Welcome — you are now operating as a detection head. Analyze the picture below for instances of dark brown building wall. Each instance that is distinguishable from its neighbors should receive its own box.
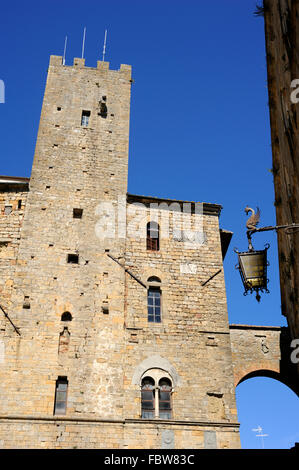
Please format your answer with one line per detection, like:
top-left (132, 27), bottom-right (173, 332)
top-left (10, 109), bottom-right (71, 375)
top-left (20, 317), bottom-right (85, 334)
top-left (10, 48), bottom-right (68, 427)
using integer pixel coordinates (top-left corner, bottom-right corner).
top-left (264, 0), bottom-right (299, 344)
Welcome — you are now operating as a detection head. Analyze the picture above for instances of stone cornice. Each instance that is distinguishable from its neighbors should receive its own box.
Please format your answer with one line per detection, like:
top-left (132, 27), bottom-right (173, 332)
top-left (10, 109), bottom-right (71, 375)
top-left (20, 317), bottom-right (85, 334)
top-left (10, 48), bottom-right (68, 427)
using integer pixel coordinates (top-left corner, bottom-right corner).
top-left (0, 415), bottom-right (240, 428)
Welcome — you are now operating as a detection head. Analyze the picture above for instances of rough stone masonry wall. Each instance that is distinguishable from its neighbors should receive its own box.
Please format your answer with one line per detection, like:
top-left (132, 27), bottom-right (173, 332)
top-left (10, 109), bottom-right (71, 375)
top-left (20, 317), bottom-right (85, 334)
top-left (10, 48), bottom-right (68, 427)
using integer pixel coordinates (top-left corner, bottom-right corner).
top-left (230, 325), bottom-right (283, 386)
top-left (0, 185), bottom-right (28, 327)
top-left (0, 419), bottom-right (239, 449)
top-left (0, 419), bottom-right (125, 449)
top-left (0, 56), bottom-right (241, 449)
top-left (123, 422), bottom-right (240, 449)
top-left (230, 324), bottom-right (299, 396)
top-left (0, 57), bottom-right (132, 447)
top-left (123, 198), bottom-right (240, 448)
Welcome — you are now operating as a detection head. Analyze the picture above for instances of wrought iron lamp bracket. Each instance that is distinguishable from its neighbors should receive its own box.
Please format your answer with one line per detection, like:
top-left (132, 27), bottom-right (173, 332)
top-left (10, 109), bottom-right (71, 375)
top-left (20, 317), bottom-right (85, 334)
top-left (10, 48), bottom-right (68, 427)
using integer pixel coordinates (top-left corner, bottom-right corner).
top-left (246, 223), bottom-right (299, 251)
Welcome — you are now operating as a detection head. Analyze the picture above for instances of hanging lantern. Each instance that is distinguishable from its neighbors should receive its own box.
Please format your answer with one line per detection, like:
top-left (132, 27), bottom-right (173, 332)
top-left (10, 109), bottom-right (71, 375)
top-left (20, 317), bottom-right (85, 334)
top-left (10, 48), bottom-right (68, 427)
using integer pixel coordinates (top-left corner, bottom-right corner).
top-left (235, 244), bottom-right (270, 302)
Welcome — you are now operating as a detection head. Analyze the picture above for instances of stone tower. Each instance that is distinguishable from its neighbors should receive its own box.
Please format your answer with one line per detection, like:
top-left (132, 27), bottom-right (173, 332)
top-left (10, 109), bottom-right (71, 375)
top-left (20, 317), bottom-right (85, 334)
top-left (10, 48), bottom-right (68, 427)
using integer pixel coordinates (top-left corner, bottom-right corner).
top-left (0, 56), bottom-right (242, 448)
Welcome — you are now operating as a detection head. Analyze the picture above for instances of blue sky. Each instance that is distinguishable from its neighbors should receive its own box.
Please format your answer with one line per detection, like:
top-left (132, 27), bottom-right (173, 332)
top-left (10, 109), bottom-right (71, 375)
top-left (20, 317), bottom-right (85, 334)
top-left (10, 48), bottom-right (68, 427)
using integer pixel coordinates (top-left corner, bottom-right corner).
top-left (0, 0), bottom-right (298, 448)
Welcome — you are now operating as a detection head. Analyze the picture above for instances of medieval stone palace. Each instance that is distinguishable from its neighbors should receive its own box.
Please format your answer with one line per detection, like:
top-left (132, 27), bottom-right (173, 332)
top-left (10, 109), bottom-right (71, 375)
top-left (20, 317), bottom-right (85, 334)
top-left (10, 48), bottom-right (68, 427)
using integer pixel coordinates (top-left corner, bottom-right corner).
top-left (0, 56), bottom-right (296, 448)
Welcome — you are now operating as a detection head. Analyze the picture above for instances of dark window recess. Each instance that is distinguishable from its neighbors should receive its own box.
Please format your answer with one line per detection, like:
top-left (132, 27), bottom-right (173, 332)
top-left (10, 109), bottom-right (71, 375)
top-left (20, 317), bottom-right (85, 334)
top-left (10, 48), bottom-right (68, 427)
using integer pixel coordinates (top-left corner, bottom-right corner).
top-left (23, 296), bottom-right (30, 309)
top-left (81, 110), bottom-right (90, 127)
top-left (146, 221), bottom-right (160, 251)
top-left (57, 107), bottom-right (61, 111)
top-left (98, 100), bottom-right (107, 118)
top-left (148, 276), bottom-right (161, 283)
top-left (54, 377), bottom-right (68, 415)
top-left (73, 208), bottom-right (83, 219)
top-left (67, 254), bottom-right (79, 264)
top-left (141, 377), bottom-right (155, 419)
top-left (148, 288), bottom-right (161, 323)
top-left (61, 311), bottom-right (72, 322)
top-left (102, 302), bottom-right (109, 314)
top-left (159, 378), bottom-right (172, 419)
top-left (18, 200), bottom-right (22, 209)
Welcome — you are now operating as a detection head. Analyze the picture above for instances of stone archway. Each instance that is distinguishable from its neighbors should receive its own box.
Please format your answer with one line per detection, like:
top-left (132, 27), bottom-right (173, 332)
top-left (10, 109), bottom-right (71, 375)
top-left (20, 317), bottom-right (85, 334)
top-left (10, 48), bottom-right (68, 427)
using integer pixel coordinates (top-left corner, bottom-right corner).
top-left (229, 324), bottom-right (299, 396)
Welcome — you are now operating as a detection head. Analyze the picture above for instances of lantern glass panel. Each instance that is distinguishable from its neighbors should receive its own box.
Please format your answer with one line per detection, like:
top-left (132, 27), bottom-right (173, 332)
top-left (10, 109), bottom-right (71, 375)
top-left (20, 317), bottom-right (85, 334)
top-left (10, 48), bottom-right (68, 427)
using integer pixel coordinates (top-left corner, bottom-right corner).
top-left (238, 250), bottom-right (267, 289)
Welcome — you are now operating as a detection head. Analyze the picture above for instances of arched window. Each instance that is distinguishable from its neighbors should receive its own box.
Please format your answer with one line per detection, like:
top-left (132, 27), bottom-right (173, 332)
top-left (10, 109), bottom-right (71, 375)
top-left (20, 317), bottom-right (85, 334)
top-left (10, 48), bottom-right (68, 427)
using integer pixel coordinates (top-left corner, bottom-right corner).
top-left (61, 312), bottom-right (72, 322)
top-left (146, 221), bottom-right (160, 251)
top-left (159, 378), bottom-right (172, 419)
top-left (147, 276), bottom-right (161, 283)
top-left (141, 377), bottom-right (155, 419)
top-left (141, 370), bottom-right (173, 419)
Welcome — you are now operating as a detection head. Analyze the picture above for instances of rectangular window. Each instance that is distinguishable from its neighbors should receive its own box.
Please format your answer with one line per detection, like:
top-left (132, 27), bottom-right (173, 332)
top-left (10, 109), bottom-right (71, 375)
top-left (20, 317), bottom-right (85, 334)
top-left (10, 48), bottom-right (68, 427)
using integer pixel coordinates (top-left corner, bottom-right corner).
top-left (73, 208), bottom-right (83, 219)
top-left (54, 377), bottom-right (68, 415)
top-left (146, 222), bottom-right (160, 251)
top-left (148, 288), bottom-right (161, 323)
top-left (81, 110), bottom-right (90, 127)
top-left (159, 379), bottom-right (172, 419)
top-left (159, 391), bottom-right (172, 419)
top-left (141, 378), bottom-right (155, 419)
top-left (141, 390), bottom-right (155, 418)
top-left (67, 253), bottom-right (79, 264)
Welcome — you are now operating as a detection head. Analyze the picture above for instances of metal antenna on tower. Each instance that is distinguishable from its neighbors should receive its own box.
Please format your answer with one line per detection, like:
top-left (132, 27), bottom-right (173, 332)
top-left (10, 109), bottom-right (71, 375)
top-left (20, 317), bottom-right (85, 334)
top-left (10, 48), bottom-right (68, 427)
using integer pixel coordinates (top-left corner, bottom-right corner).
top-left (102, 29), bottom-right (107, 61)
top-left (63, 36), bottom-right (67, 65)
top-left (82, 27), bottom-right (86, 59)
top-left (252, 425), bottom-right (269, 449)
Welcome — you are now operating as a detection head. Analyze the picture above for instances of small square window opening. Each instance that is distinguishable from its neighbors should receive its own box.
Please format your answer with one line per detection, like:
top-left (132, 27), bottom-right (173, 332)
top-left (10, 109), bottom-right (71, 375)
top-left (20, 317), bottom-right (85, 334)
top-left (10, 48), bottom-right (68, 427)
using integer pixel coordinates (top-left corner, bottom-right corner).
top-left (4, 206), bottom-right (12, 215)
top-left (67, 254), bottom-right (79, 264)
top-left (73, 208), bottom-right (83, 219)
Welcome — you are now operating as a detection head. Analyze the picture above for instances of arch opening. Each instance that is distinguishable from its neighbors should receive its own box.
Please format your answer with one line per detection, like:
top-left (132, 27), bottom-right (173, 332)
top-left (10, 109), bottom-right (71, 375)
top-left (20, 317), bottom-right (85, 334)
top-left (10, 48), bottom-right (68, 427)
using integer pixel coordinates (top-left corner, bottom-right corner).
top-left (236, 375), bottom-right (299, 449)
top-left (237, 369), bottom-right (299, 397)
